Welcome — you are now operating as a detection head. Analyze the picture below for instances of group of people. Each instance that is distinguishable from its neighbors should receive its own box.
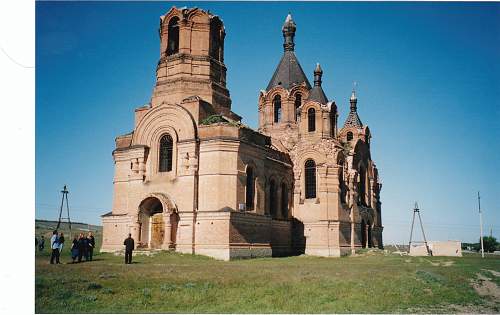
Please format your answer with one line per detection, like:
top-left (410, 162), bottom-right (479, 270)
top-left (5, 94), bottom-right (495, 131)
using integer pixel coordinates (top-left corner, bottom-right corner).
top-left (35, 230), bottom-right (95, 264)
top-left (37, 231), bottom-right (135, 265)
top-left (70, 232), bottom-right (96, 263)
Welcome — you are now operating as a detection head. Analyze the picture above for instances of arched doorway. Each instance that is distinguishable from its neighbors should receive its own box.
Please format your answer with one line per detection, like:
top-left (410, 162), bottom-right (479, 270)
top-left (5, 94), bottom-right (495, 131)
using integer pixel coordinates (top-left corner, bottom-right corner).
top-left (138, 197), bottom-right (164, 249)
top-left (367, 221), bottom-right (373, 248)
top-left (361, 220), bottom-right (367, 248)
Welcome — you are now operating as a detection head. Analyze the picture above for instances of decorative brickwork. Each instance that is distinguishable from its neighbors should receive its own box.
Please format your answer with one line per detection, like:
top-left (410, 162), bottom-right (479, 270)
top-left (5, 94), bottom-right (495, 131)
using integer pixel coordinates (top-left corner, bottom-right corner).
top-left (101, 7), bottom-right (383, 260)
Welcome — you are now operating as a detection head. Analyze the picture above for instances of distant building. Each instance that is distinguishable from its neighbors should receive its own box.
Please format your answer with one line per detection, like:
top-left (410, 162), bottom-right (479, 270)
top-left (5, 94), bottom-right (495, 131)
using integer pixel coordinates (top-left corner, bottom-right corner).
top-left (101, 7), bottom-right (383, 260)
top-left (410, 241), bottom-right (462, 257)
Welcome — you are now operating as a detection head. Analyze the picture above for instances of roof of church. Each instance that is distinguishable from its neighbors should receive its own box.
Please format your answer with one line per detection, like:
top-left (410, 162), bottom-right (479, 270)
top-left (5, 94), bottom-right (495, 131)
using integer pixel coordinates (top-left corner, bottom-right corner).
top-left (344, 111), bottom-right (363, 128)
top-left (308, 86), bottom-right (328, 103)
top-left (343, 90), bottom-right (363, 128)
top-left (266, 50), bottom-right (312, 91)
top-left (307, 63), bottom-right (328, 103)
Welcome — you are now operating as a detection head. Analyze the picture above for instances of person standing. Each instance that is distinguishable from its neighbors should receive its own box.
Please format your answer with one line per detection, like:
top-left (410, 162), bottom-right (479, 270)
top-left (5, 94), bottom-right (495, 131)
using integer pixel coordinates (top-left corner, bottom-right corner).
top-left (50, 230), bottom-right (60, 264)
top-left (39, 235), bottom-right (45, 252)
top-left (70, 235), bottom-right (79, 263)
top-left (58, 232), bottom-right (65, 253)
top-left (35, 236), bottom-right (38, 250)
top-left (77, 233), bottom-right (85, 263)
top-left (83, 234), bottom-right (90, 261)
top-left (87, 232), bottom-right (95, 261)
top-left (123, 233), bottom-right (135, 264)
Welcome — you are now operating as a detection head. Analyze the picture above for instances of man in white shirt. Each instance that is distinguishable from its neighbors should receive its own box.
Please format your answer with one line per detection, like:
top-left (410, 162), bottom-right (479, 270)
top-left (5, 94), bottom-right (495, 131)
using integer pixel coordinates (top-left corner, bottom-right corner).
top-left (50, 230), bottom-right (60, 264)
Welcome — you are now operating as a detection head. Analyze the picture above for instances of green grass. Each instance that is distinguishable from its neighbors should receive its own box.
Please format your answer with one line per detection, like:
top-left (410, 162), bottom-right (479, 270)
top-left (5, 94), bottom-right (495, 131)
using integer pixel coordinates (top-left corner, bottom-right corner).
top-left (35, 249), bottom-right (500, 313)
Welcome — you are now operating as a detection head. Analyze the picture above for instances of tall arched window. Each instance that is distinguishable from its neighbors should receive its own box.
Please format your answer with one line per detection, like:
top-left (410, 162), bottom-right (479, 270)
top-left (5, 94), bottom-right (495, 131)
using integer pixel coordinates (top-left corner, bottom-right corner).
top-left (330, 110), bottom-right (336, 137)
top-left (209, 19), bottom-right (222, 61)
top-left (347, 131), bottom-right (353, 141)
top-left (305, 159), bottom-right (316, 199)
top-left (245, 166), bottom-right (255, 210)
top-left (339, 161), bottom-right (346, 203)
top-left (294, 94), bottom-right (302, 122)
top-left (167, 17), bottom-right (179, 56)
top-left (358, 165), bottom-right (366, 206)
top-left (308, 108), bottom-right (316, 132)
top-left (273, 95), bottom-right (281, 123)
top-left (269, 179), bottom-right (277, 218)
top-left (281, 182), bottom-right (288, 219)
top-left (159, 134), bottom-right (173, 172)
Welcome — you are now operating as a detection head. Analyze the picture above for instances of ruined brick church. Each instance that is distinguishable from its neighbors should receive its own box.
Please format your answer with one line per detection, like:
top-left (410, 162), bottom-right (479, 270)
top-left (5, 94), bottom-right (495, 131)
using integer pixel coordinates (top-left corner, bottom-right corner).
top-left (101, 7), bottom-right (383, 260)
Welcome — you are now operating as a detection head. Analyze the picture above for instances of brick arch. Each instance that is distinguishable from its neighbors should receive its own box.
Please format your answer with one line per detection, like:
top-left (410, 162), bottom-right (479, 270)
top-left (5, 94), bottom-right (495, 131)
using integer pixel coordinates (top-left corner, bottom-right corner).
top-left (288, 84), bottom-right (310, 101)
top-left (265, 86), bottom-right (289, 102)
top-left (139, 192), bottom-right (178, 215)
top-left (187, 9), bottom-right (210, 24)
top-left (133, 103), bottom-right (197, 145)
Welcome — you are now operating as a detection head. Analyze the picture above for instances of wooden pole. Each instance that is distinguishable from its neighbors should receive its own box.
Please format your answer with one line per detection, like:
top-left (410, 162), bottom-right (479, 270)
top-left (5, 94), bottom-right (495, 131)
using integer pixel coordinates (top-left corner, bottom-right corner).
top-left (478, 191), bottom-right (484, 258)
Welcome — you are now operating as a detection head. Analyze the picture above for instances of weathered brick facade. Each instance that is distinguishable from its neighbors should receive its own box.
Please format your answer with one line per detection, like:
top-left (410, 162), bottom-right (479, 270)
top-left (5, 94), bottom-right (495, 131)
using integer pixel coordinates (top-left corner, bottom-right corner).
top-left (101, 7), bottom-right (383, 260)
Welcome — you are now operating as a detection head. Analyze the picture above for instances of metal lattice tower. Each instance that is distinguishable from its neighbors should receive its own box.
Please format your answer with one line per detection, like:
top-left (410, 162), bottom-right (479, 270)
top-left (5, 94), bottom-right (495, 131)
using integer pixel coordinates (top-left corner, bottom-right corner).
top-left (56, 185), bottom-right (72, 238)
top-left (408, 202), bottom-right (432, 256)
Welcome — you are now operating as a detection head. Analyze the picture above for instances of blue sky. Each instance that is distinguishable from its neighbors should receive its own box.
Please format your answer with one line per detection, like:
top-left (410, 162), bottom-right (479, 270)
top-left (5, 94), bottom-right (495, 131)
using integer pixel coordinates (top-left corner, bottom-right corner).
top-left (36, 1), bottom-right (500, 244)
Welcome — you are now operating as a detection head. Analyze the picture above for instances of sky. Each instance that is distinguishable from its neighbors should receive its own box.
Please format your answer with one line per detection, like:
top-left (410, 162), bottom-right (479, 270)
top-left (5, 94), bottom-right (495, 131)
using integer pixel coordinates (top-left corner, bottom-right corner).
top-left (35, 1), bottom-right (500, 244)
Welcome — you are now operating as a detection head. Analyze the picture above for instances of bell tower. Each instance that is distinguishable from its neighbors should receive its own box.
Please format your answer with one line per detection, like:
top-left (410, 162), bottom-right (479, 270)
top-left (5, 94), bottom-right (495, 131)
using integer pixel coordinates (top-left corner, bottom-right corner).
top-left (151, 7), bottom-right (231, 114)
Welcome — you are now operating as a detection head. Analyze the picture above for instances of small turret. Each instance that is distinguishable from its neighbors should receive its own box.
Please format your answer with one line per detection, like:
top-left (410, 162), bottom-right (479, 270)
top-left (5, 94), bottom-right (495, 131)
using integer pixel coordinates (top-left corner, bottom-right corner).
top-left (343, 88), bottom-right (363, 128)
top-left (282, 14), bottom-right (296, 52)
top-left (350, 89), bottom-right (357, 112)
top-left (313, 63), bottom-right (323, 86)
top-left (308, 63), bottom-right (328, 104)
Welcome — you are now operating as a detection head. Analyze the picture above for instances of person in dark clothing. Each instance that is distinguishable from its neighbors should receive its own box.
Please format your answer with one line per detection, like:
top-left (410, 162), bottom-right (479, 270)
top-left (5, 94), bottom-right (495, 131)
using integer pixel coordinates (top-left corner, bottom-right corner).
top-left (70, 236), bottom-right (79, 263)
top-left (87, 232), bottom-right (95, 261)
top-left (58, 232), bottom-right (65, 253)
top-left (50, 230), bottom-right (60, 264)
top-left (123, 233), bottom-right (135, 264)
top-left (39, 235), bottom-right (45, 252)
top-left (77, 233), bottom-right (86, 263)
top-left (83, 234), bottom-right (90, 261)
top-left (35, 236), bottom-right (38, 249)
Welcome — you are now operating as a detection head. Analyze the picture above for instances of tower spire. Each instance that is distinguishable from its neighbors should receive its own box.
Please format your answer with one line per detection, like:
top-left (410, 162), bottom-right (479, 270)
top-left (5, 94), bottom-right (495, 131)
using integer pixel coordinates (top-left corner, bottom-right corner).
top-left (282, 13), bottom-right (296, 52)
top-left (314, 63), bottom-right (323, 86)
top-left (350, 82), bottom-right (358, 112)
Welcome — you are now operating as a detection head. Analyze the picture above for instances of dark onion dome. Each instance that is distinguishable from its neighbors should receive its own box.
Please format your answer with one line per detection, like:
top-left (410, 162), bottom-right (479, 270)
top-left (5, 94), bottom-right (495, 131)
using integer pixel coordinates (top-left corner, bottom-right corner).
top-left (307, 63), bottom-right (328, 104)
top-left (343, 90), bottom-right (363, 128)
top-left (266, 14), bottom-right (311, 91)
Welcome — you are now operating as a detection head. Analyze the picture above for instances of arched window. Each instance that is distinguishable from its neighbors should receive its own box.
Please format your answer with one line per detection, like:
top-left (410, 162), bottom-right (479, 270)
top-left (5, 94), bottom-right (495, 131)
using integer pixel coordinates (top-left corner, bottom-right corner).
top-left (294, 94), bottom-right (302, 122)
top-left (210, 19), bottom-right (223, 61)
top-left (330, 110), bottom-right (336, 137)
top-left (347, 131), bottom-right (353, 141)
top-left (245, 166), bottom-right (255, 210)
top-left (304, 159), bottom-right (316, 199)
top-left (358, 165), bottom-right (366, 206)
top-left (159, 134), bottom-right (173, 172)
top-left (269, 179), bottom-right (277, 218)
top-left (167, 17), bottom-right (179, 56)
top-left (339, 161), bottom-right (346, 204)
top-left (273, 95), bottom-right (281, 123)
top-left (308, 108), bottom-right (316, 132)
top-left (281, 182), bottom-right (288, 219)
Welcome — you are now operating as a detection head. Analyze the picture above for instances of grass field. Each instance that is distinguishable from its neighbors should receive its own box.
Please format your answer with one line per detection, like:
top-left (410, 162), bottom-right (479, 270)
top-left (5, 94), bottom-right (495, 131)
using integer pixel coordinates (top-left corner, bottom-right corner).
top-left (35, 247), bottom-right (500, 313)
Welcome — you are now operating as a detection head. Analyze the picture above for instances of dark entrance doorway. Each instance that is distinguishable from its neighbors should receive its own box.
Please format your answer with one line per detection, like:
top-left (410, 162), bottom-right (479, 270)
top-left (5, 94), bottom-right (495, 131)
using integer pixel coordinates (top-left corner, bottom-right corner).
top-left (138, 197), bottom-right (164, 249)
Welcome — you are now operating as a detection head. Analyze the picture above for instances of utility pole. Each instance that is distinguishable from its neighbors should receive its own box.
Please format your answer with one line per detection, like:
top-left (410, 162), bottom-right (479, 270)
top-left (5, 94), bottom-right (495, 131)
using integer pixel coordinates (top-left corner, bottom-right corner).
top-left (478, 191), bottom-right (484, 258)
top-left (408, 202), bottom-right (431, 256)
top-left (56, 185), bottom-right (72, 239)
